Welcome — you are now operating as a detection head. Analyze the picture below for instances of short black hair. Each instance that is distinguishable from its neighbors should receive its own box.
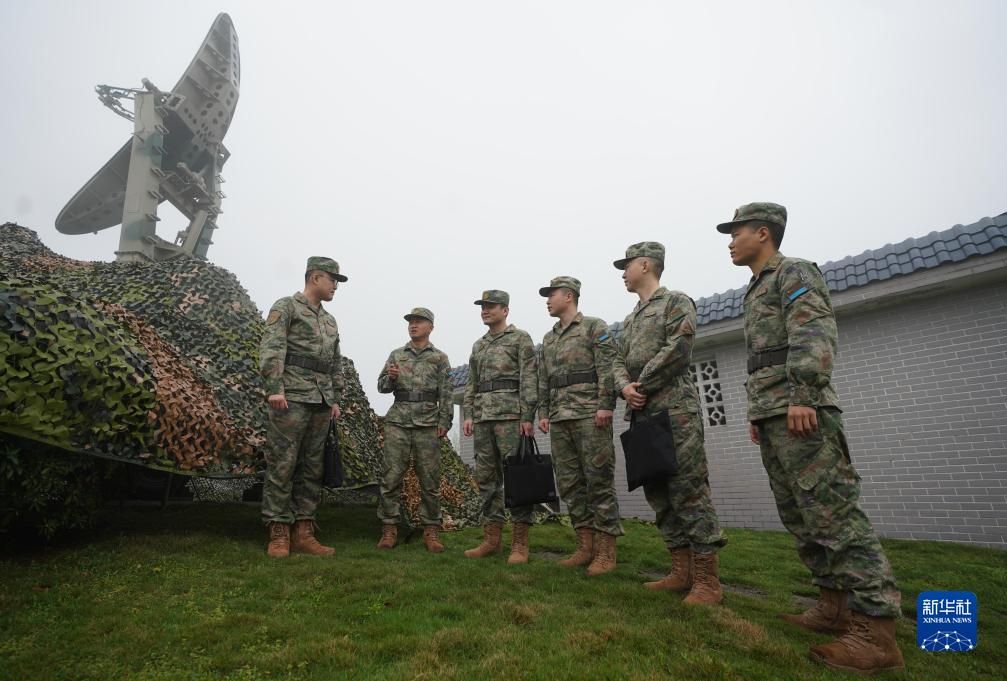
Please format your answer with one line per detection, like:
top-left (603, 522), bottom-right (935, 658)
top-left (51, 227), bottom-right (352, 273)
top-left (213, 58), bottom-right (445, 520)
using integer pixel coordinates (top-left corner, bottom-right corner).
top-left (749, 221), bottom-right (785, 249)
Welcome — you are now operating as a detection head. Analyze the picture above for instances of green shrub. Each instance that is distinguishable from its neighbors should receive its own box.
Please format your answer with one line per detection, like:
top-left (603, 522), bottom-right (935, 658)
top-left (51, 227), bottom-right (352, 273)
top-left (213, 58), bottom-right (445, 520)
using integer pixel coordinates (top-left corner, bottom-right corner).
top-left (0, 439), bottom-right (107, 539)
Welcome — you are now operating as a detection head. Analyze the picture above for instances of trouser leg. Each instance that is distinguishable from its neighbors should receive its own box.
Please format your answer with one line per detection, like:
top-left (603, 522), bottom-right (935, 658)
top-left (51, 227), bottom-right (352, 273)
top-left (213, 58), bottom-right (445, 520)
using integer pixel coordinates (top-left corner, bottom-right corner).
top-left (262, 401), bottom-right (316, 524)
top-left (414, 426), bottom-right (442, 526)
top-left (759, 410), bottom-right (901, 617)
top-left (378, 423), bottom-right (412, 524)
top-left (290, 404), bottom-right (331, 520)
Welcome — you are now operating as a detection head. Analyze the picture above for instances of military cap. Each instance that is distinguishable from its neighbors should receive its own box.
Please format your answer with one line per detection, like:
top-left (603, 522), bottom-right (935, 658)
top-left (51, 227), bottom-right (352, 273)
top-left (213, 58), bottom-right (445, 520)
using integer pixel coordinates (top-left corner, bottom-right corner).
top-left (716, 202), bottom-right (788, 233)
top-left (305, 256), bottom-right (348, 282)
top-left (473, 290), bottom-right (510, 306)
top-left (613, 242), bottom-right (665, 270)
top-left (404, 307), bottom-right (435, 323)
top-left (539, 275), bottom-right (582, 297)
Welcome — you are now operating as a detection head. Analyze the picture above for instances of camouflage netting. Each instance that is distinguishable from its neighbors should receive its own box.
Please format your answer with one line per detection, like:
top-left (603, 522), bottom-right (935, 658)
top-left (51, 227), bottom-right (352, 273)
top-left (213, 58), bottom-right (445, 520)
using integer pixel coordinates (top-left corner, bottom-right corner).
top-left (0, 222), bottom-right (480, 526)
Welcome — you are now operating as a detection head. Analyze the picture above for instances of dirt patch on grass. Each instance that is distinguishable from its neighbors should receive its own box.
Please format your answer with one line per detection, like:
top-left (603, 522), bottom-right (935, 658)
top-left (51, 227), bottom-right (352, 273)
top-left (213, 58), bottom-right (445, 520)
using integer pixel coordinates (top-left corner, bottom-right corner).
top-left (722, 582), bottom-right (768, 598)
top-left (791, 593), bottom-right (817, 609)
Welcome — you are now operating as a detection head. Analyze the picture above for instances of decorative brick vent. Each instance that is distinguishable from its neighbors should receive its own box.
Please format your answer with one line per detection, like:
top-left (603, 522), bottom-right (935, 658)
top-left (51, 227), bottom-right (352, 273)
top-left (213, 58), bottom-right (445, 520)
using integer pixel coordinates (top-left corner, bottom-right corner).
top-left (690, 360), bottom-right (726, 426)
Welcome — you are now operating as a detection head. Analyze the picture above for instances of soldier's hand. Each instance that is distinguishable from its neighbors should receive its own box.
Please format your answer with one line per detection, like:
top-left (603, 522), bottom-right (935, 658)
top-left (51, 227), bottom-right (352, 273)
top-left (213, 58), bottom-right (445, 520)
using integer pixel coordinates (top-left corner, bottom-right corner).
top-left (463, 419), bottom-right (474, 437)
top-left (436, 427), bottom-right (448, 438)
top-left (538, 418), bottom-right (550, 434)
top-left (387, 363), bottom-right (400, 380)
top-left (594, 410), bottom-right (613, 428)
top-left (330, 403), bottom-right (341, 420)
top-left (267, 394), bottom-right (288, 410)
top-left (749, 423), bottom-right (760, 445)
top-left (787, 405), bottom-right (818, 438)
top-left (519, 421), bottom-right (534, 437)
top-left (621, 382), bottom-right (647, 410)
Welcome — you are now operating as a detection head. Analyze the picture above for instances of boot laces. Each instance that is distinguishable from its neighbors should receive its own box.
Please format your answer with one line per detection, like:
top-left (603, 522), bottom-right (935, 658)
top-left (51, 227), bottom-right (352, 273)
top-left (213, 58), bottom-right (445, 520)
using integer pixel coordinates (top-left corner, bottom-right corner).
top-left (837, 615), bottom-right (873, 652)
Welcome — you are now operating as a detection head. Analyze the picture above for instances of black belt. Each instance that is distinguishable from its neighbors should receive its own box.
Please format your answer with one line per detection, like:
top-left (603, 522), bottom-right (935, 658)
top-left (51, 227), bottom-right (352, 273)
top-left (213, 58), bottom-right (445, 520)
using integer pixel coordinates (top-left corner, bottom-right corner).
top-left (747, 348), bottom-right (789, 374)
top-left (549, 370), bottom-right (598, 389)
top-left (394, 390), bottom-right (439, 403)
top-left (477, 379), bottom-right (519, 393)
top-left (285, 353), bottom-right (331, 373)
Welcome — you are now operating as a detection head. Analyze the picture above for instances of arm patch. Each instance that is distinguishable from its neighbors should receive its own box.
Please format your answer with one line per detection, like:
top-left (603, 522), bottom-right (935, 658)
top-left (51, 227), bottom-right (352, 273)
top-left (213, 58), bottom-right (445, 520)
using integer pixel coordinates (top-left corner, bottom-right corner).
top-left (266, 310), bottom-right (283, 325)
top-left (786, 286), bottom-right (809, 302)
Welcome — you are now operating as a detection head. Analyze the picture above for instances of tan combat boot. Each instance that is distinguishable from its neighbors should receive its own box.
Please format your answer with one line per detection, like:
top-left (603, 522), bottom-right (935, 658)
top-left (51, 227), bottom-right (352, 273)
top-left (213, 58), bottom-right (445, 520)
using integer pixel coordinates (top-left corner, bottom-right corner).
top-left (683, 552), bottom-right (723, 605)
top-left (423, 526), bottom-right (445, 553)
top-left (781, 587), bottom-right (851, 634)
top-left (586, 532), bottom-right (617, 576)
top-left (809, 611), bottom-right (904, 675)
top-left (290, 519), bottom-right (335, 556)
top-left (643, 547), bottom-right (693, 591)
top-left (558, 528), bottom-right (595, 568)
top-left (464, 522), bottom-right (503, 558)
top-left (266, 522), bottom-right (290, 558)
top-left (377, 524), bottom-right (397, 549)
top-left (507, 522), bottom-right (531, 565)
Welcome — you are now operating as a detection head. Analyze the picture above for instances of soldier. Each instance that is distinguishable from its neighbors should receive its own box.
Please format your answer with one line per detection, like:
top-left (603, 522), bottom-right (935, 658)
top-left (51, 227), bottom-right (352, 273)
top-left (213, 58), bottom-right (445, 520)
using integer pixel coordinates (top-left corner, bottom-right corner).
top-left (462, 290), bottom-right (539, 564)
top-left (375, 307), bottom-right (453, 553)
top-left (718, 202), bottom-right (903, 673)
top-left (259, 256), bottom-right (346, 558)
top-left (537, 276), bottom-right (623, 575)
top-left (612, 242), bottom-right (727, 605)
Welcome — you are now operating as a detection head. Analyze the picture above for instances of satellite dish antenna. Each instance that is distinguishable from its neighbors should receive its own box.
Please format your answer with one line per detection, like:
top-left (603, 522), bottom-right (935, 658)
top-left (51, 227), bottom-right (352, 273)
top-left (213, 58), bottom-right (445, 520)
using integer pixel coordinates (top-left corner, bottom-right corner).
top-left (55, 13), bottom-right (239, 262)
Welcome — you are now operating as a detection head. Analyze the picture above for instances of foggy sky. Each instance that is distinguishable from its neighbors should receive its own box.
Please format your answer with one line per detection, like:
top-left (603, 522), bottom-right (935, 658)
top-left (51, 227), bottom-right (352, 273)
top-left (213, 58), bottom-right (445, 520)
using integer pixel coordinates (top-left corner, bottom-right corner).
top-left (2, 0), bottom-right (1005, 417)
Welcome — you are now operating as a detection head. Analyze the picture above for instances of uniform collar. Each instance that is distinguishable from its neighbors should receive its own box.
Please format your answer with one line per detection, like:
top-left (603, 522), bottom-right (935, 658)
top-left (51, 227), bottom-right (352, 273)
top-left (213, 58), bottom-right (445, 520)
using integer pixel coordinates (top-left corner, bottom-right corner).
top-left (403, 341), bottom-right (435, 354)
top-left (635, 286), bottom-right (668, 313)
top-left (293, 291), bottom-right (321, 311)
top-left (552, 311), bottom-right (584, 334)
top-left (748, 252), bottom-right (786, 287)
top-left (483, 323), bottom-right (515, 340)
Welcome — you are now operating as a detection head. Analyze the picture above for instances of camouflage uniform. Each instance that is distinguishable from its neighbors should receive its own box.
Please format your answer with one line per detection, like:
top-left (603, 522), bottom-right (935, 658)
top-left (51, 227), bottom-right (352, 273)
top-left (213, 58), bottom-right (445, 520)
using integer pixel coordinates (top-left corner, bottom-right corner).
top-left (612, 278), bottom-right (726, 553)
top-left (259, 267), bottom-right (345, 526)
top-left (737, 239), bottom-right (901, 618)
top-left (538, 283), bottom-right (623, 537)
top-left (464, 297), bottom-right (538, 524)
top-left (376, 317), bottom-right (453, 527)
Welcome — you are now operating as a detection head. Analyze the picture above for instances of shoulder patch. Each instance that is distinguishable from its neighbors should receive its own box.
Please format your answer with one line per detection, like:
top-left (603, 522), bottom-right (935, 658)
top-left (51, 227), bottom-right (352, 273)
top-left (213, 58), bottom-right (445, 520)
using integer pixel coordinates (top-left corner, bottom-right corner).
top-left (785, 285), bottom-right (810, 302)
top-left (266, 310), bottom-right (283, 325)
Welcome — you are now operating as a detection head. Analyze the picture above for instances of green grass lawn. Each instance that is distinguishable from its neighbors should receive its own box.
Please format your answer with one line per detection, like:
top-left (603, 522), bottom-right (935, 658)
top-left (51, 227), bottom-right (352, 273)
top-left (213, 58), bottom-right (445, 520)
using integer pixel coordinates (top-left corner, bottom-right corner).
top-left (1, 504), bottom-right (1004, 680)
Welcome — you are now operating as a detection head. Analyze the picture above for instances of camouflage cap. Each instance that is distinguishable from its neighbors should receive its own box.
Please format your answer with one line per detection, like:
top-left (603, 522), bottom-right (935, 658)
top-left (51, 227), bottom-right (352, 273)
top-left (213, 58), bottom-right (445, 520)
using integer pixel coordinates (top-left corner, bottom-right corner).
top-left (305, 256), bottom-right (348, 282)
top-left (473, 290), bottom-right (510, 306)
top-left (716, 202), bottom-right (787, 234)
top-left (404, 307), bottom-right (434, 323)
top-left (613, 242), bottom-right (665, 270)
top-left (539, 275), bottom-right (582, 297)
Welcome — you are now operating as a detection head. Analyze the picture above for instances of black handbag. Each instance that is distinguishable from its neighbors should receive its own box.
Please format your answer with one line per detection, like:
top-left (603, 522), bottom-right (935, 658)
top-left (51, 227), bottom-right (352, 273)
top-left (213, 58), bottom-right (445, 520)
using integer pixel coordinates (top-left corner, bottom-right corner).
top-left (504, 435), bottom-right (558, 508)
top-left (620, 410), bottom-right (678, 491)
top-left (322, 420), bottom-right (344, 488)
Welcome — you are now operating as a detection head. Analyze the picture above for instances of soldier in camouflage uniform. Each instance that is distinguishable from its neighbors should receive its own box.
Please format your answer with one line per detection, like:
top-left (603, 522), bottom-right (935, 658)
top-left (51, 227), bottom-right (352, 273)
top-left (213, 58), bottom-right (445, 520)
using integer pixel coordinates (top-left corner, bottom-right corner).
top-left (376, 307), bottom-right (453, 553)
top-left (719, 202), bottom-right (903, 674)
top-left (612, 242), bottom-right (727, 606)
top-left (462, 290), bottom-right (539, 564)
top-left (537, 276), bottom-right (623, 576)
top-left (259, 256), bottom-right (347, 558)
